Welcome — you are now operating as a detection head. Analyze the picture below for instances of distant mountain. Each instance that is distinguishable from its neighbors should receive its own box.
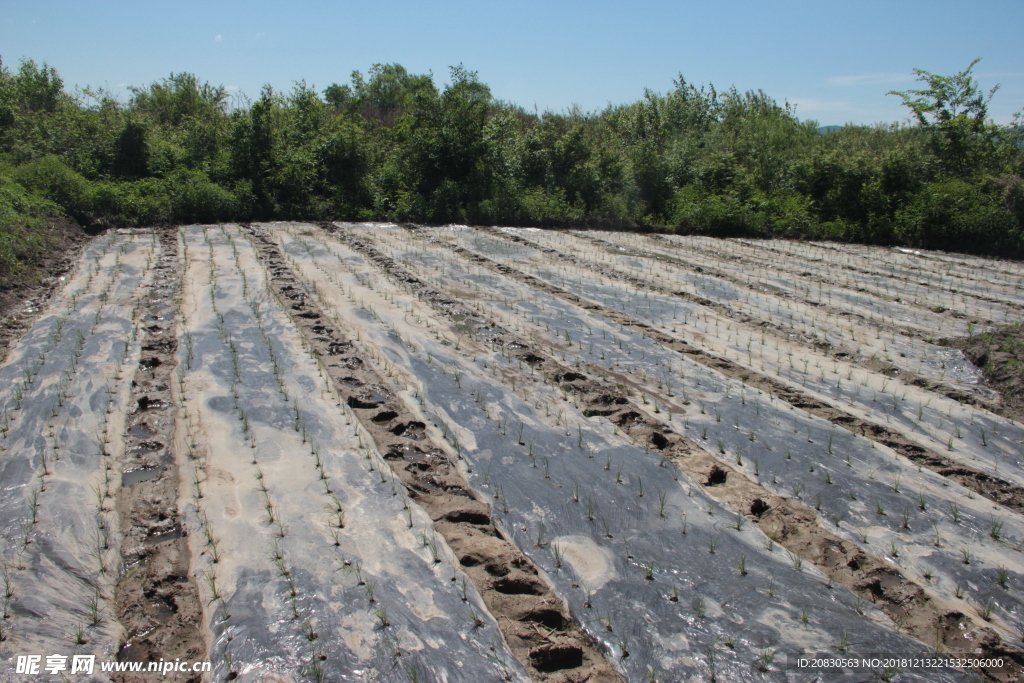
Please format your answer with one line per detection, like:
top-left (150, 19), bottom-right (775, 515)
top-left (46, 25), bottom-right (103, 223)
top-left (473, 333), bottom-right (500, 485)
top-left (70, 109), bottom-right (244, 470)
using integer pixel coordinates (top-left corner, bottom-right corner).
top-left (817, 125), bottom-right (843, 134)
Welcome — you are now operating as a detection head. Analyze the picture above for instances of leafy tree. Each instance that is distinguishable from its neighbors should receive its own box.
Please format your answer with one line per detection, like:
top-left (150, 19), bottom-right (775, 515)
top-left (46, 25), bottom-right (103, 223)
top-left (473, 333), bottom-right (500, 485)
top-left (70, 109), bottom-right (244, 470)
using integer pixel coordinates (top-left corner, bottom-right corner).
top-left (129, 72), bottom-right (227, 128)
top-left (0, 54), bottom-right (1021, 257)
top-left (888, 59), bottom-right (1000, 175)
top-left (111, 117), bottom-right (149, 179)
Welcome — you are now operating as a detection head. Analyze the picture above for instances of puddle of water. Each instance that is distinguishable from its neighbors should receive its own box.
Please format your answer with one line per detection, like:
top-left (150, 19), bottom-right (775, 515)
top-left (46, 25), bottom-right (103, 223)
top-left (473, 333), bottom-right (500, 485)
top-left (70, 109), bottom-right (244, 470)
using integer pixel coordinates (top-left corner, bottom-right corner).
top-left (152, 601), bottom-right (175, 624)
top-left (360, 389), bottom-right (388, 405)
top-left (128, 423), bottom-right (156, 438)
top-left (391, 421), bottom-right (427, 440)
top-left (348, 393), bottom-right (387, 409)
top-left (122, 466), bottom-right (164, 486)
top-left (144, 528), bottom-right (182, 545)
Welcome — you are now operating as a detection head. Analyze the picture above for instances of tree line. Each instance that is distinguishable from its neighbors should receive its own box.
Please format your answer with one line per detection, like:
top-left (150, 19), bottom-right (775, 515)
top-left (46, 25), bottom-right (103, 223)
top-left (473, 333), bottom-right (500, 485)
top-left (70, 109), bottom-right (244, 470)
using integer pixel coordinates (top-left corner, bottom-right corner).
top-left (1, 57), bottom-right (1022, 279)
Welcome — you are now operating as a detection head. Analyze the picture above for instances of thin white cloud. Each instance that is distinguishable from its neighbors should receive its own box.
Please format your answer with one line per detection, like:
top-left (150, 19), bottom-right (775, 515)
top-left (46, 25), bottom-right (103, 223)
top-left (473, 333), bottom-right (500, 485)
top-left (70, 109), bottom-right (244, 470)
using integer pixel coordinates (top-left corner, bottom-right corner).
top-left (976, 72), bottom-right (1024, 79)
top-left (226, 85), bottom-right (238, 91)
top-left (215, 34), bottom-right (222, 42)
top-left (254, 32), bottom-right (266, 39)
top-left (827, 73), bottom-right (912, 87)
top-left (788, 97), bottom-right (896, 124)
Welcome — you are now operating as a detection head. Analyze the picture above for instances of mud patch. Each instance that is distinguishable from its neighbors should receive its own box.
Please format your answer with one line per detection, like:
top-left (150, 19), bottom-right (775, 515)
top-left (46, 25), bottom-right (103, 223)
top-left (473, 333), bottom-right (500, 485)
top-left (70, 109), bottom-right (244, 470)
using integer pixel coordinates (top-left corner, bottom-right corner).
top-left (945, 324), bottom-right (1024, 424)
top-left (112, 227), bottom-right (204, 680)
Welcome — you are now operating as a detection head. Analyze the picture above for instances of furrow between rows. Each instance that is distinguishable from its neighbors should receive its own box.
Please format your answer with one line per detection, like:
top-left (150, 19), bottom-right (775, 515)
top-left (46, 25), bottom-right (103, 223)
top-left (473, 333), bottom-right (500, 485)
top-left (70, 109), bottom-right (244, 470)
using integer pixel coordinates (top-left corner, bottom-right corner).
top-left (247, 223), bottom-right (622, 683)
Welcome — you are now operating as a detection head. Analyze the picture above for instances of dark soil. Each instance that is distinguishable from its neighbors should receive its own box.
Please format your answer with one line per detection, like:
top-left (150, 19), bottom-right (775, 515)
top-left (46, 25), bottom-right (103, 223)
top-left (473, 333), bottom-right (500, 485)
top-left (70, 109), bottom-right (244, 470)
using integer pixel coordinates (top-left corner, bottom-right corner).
top-left (947, 324), bottom-right (1024, 424)
top-left (113, 227), bottom-right (205, 683)
top-left (0, 217), bottom-right (94, 362)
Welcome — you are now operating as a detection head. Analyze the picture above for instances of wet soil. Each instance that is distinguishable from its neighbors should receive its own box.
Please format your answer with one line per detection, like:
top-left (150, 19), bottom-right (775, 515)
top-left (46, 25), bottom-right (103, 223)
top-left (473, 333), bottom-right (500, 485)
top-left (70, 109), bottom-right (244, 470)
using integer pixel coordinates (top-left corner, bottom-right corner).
top-left (112, 227), bottom-right (205, 682)
top-left (248, 223), bottom-right (625, 683)
top-left (384, 225), bottom-right (1024, 682)
top-left (947, 325), bottom-right (1024, 425)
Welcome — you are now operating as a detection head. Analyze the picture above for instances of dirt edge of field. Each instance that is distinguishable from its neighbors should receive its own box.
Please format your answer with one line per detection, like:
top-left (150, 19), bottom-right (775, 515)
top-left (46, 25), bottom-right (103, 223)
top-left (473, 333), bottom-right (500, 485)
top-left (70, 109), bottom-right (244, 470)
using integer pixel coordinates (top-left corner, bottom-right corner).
top-left (247, 223), bottom-right (625, 683)
top-left (945, 325), bottom-right (1024, 426)
top-left (0, 218), bottom-right (97, 364)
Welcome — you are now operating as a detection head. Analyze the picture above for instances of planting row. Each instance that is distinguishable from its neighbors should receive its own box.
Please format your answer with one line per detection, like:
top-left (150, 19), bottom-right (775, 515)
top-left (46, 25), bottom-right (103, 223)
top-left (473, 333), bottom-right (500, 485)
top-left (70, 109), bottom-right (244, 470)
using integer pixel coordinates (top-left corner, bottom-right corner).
top-left (445, 228), bottom-right (1024, 503)
top-left (3, 223), bottom-right (1021, 682)
top-left (0, 231), bottom-right (156, 662)
top-left (271, 221), bottom-right (993, 681)
top-left (567, 230), bottom-right (989, 393)
top-left (174, 224), bottom-right (528, 682)
top-left (340, 222), bottom-right (1024, 677)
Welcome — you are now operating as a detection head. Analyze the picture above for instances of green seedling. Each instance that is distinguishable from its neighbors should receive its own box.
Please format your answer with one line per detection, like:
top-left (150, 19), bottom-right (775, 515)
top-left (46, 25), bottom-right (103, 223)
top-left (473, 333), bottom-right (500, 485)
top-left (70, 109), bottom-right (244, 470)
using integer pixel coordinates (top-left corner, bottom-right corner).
top-left (789, 551), bottom-right (804, 572)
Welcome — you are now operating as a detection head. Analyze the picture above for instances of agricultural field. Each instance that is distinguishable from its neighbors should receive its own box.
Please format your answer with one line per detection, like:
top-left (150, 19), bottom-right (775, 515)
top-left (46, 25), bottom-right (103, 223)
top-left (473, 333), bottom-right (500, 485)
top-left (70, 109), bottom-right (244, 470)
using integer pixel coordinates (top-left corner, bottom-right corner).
top-left (1, 223), bottom-right (1023, 682)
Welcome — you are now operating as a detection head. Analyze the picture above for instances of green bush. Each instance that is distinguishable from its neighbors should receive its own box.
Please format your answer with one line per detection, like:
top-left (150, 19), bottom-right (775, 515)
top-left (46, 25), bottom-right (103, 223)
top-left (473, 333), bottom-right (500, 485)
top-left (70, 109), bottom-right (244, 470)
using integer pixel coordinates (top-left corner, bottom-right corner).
top-left (895, 179), bottom-right (1022, 254)
top-left (88, 179), bottom-right (166, 225)
top-left (0, 173), bottom-right (58, 280)
top-left (12, 155), bottom-right (92, 213)
top-left (165, 169), bottom-right (238, 223)
top-left (519, 187), bottom-right (582, 225)
top-left (671, 186), bottom-right (763, 236)
top-left (1, 57), bottom-right (1023, 257)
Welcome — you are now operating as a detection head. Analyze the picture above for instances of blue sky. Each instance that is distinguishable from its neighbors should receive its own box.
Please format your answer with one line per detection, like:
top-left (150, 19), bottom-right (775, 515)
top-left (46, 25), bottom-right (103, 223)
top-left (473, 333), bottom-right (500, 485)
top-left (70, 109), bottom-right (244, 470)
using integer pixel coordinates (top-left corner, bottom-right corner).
top-left (2, 0), bottom-right (1022, 125)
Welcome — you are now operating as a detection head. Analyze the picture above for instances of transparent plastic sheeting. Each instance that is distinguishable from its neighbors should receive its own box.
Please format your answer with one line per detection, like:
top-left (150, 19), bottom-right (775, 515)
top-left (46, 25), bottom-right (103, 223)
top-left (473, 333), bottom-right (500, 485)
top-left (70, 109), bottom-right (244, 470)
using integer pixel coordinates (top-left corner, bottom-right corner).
top-left (752, 238), bottom-right (1024, 313)
top-left (179, 225), bottom-right (527, 683)
top-left (572, 230), bottom-right (988, 391)
top-left (635, 232), bottom-right (986, 334)
top-left (453, 229), bottom-right (1024, 492)
top-left (426, 227), bottom-right (1024, 635)
top-left (512, 227), bottom-right (991, 423)
top-left (380, 223), bottom-right (1024, 630)
top-left (663, 234), bottom-right (1004, 331)
top-left (282, 225), bottom-right (969, 682)
top-left (0, 232), bottom-right (155, 675)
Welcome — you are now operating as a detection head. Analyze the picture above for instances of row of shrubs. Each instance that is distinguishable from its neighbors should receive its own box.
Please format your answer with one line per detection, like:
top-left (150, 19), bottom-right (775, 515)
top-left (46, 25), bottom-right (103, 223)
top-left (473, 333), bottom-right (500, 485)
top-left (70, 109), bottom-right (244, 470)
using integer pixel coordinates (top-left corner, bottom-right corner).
top-left (1, 56), bottom-right (1022, 284)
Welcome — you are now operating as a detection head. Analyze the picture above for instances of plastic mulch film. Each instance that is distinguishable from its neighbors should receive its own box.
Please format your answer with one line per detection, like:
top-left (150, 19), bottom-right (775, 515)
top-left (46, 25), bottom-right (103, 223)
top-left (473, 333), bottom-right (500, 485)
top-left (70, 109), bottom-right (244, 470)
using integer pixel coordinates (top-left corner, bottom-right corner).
top-left (274, 224), bottom-right (972, 682)
top-left (177, 225), bottom-right (527, 683)
top-left (0, 232), bottom-right (157, 678)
